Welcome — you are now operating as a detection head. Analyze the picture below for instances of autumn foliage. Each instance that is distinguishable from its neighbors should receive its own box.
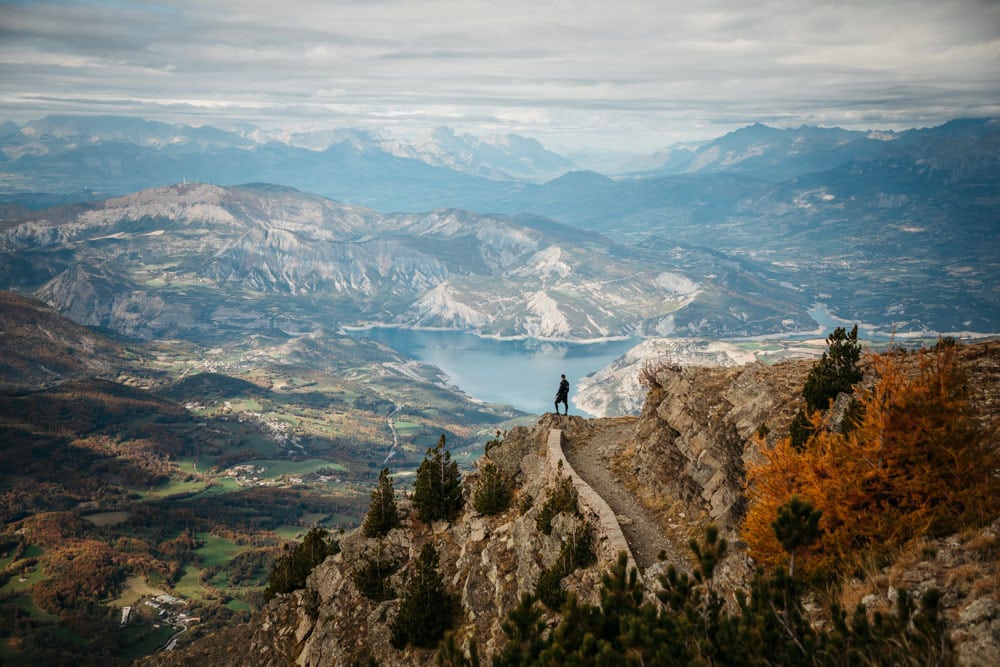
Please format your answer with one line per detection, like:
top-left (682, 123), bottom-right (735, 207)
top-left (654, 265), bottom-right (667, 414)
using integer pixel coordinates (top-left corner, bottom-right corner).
top-left (743, 341), bottom-right (1000, 580)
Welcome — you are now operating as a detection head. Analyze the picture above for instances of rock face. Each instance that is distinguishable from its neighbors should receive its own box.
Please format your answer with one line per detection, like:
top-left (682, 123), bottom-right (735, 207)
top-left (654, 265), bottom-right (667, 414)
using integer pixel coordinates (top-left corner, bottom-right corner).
top-left (628, 359), bottom-right (813, 531)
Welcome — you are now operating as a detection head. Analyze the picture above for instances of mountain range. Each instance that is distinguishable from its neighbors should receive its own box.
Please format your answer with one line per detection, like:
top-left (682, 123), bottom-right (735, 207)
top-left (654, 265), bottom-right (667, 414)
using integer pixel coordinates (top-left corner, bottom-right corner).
top-left (1, 115), bottom-right (998, 338)
top-left (2, 113), bottom-right (999, 665)
top-left (0, 182), bottom-right (812, 342)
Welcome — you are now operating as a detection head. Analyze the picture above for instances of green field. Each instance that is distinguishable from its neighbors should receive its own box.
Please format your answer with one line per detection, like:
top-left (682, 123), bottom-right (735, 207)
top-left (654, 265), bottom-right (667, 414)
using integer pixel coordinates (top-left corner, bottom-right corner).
top-left (244, 459), bottom-right (346, 477)
top-left (182, 477), bottom-right (241, 500)
top-left (274, 525), bottom-right (305, 540)
top-left (120, 623), bottom-right (179, 659)
top-left (226, 599), bottom-right (251, 612)
top-left (394, 420), bottom-right (422, 435)
top-left (111, 575), bottom-right (166, 608)
top-left (298, 513), bottom-right (329, 525)
top-left (1, 561), bottom-right (47, 594)
top-left (196, 534), bottom-right (248, 569)
top-left (230, 398), bottom-right (264, 412)
top-left (10, 594), bottom-right (59, 621)
top-left (174, 566), bottom-right (205, 600)
top-left (139, 477), bottom-right (212, 499)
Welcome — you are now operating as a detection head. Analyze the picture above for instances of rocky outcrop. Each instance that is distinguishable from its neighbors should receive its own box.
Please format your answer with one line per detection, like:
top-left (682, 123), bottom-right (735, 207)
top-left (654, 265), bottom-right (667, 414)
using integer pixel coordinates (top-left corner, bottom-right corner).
top-left (627, 359), bottom-right (813, 532)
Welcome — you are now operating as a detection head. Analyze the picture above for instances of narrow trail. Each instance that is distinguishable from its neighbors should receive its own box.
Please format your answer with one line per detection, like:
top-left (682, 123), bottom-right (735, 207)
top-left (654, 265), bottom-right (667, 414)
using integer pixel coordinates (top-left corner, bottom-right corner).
top-left (561, 417), bottom-right (688, 571)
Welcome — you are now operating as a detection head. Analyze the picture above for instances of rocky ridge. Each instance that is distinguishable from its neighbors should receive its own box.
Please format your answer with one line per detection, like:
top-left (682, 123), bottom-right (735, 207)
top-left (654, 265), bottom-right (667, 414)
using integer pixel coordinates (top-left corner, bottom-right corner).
top-left (144, 340), bottom-right (1000, 666)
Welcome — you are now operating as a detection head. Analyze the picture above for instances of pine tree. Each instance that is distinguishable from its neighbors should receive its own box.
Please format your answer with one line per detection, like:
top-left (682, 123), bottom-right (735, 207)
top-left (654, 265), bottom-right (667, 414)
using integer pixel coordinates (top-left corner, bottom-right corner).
top-left (352, 543), bottom-right (399, 602)
top-left (535, 466), bottom-right (580, 535)
top-left (791, 326), bottom-right (863, 449)
top-left (746, 342), bottom-right (1000, 580)
top-left (534, 523), bottom-right (595, 610)
top-left (771, 496), bottom-right (821, 577)
top-left (493, 594), bottom-right (547, 666)
top-left (413, 435), bottom-right (463, 523)
top-left (437, 632), bottom-right (480, 667)
top-left (489, 527), bottom-right (954, 665)
top-left (264, 527), bottom-right (338, 600)
top-left (472, 460), bottom-right (510, 516)
top-left (390, 542), bottom-right (455, 649)
top-left (363, 467), bottom-right (400, 538)
top-left (802, 325), bottom-right (862, 413)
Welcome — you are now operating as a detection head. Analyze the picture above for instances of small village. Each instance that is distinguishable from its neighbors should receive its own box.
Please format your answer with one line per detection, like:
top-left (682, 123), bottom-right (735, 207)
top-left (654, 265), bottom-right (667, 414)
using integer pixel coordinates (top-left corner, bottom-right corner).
top-left (120, 594), bottom-right (201, 651)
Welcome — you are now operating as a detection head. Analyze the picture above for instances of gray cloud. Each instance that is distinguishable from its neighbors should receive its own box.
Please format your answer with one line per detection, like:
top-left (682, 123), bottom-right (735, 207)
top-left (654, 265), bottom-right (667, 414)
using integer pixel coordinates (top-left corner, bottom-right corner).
top-left (0, 0), bottom-right (997, 150)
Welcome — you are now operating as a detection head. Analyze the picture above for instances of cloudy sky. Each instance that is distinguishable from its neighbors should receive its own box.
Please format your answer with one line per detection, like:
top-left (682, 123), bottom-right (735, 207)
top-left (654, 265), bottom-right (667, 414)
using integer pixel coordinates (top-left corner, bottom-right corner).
top-left (1, 0), bottom-right (997, 151)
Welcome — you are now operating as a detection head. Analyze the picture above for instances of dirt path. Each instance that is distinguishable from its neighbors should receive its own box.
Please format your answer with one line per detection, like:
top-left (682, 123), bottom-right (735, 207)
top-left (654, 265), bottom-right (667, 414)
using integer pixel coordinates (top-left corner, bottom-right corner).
top-left (562, 417), bottom-right (687, 571)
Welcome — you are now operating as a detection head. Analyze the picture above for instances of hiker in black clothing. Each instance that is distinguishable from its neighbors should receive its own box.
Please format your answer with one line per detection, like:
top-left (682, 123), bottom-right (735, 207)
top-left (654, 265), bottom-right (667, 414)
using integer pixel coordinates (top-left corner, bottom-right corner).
top-left (554, 374), bottom-right (570, 415)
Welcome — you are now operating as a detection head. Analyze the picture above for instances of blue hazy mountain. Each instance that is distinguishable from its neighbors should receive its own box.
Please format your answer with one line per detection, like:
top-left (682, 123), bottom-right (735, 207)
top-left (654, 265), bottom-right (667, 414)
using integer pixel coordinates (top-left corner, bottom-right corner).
top-left (0, 182), bottom-right (821, 342)
top-left (1, 116), bottom-right (997, 335)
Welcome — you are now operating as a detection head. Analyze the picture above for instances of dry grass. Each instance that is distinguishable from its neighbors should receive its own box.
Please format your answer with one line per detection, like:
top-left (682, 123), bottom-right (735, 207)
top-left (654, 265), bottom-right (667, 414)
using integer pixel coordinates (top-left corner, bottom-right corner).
top-left (82, 510), bottom-right (130, 527)
top-left (962, 532), bottom-right (1000, 560)
top-left (848, 523), bottom-right (1000, 616)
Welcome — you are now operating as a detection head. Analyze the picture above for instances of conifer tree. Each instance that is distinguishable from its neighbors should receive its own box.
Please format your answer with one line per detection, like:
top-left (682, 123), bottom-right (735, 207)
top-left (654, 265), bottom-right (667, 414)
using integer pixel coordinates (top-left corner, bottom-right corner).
top-left (390, 542), bottom-right (455, 649)
top-left (472, 460), bottom-right (510, 516)
top-left (493, 594), bottom-right (547, 666)
top-left (352, 543), bottom-right (399, 602)
top-left (802, 325), bottom-right (862, 413)
top-left (437, 632), bottom-right (480, 667)
top-left (535, 466), bottom-right (580, 535)
top-left (771, 496), bottom-right (821, 576)
top-left (490, 527), bottom-right (953, 665)
top-left (413, 435), bottom-right (463, 523)
top-left (264, 527), bottom-right (338, 600)
top-left (363, 467), bottom-right (400, 537)
top-left (746, 342), bottom-right (1000, 579)
top-left (792, 326), bottom-right (863, 448)
top-left (534, 523), bottom-right (595, 609)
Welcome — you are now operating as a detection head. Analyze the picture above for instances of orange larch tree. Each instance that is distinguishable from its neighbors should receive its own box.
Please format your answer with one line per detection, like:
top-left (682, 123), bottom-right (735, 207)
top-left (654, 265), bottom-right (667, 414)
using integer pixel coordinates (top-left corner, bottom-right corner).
top-left (744, 342), bottom-right (1000, 580)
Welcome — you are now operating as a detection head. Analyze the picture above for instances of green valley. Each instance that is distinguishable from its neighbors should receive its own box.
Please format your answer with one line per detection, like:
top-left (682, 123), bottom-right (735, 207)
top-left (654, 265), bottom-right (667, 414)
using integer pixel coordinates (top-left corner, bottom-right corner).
top-left (0, 293), bottom-right (521, 665)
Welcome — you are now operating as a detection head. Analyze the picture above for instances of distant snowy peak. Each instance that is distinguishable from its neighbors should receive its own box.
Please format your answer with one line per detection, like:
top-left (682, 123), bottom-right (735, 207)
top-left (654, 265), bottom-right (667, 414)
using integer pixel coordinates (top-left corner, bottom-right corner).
top-left (411, 126), bottom-right (577, 181)
top-left (0, 115), bottom-right (576, 182)
top-left (5, 115), bottom-right (252, 158)
top-left (623, 123), bottom-right (900, 181)
top-left (285, 128), bottom-right (400, 153)
top-left (240, 123), bottom-right (576, 180)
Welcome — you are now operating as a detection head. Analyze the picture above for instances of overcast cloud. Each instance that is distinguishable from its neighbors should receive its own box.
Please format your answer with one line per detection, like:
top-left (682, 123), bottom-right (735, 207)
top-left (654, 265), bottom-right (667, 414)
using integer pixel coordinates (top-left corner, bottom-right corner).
top-left (0, 0), bottom-right (997, 150)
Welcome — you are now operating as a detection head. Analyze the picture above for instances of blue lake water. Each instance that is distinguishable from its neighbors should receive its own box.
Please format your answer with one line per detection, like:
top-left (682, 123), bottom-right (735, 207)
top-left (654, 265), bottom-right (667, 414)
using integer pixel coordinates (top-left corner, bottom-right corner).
top-left (346, 328), bottom-right (637, 416)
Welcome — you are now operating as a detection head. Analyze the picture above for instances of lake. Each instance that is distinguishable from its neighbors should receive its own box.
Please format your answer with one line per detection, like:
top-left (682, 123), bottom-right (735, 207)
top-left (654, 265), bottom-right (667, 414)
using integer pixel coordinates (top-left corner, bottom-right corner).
top-left (346, 328), bottom-right (637, 416)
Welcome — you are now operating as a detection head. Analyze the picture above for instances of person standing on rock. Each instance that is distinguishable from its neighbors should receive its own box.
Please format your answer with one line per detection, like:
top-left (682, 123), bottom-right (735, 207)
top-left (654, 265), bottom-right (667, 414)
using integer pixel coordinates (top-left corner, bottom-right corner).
top-left (554, 374), bottom-right (570, 416)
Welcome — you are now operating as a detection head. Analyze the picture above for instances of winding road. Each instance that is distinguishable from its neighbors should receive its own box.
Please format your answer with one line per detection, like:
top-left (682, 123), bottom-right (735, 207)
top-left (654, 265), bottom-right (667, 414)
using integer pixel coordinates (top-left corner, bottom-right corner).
top-left (382, 403), bottom-right (401, 465)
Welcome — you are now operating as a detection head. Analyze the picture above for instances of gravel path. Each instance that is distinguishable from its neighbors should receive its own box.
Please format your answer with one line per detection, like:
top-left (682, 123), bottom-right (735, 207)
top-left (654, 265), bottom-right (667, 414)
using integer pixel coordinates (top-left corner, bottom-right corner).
top-left (562, 418), bottom-right (686, 571)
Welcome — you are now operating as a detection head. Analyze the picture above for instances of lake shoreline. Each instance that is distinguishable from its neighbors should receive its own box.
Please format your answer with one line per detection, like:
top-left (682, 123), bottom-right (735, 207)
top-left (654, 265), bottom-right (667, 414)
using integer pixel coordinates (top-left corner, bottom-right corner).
top-left (342, 327), bottom-right (639, 416)
top-left (338, 322), bottom-right (636, 346)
